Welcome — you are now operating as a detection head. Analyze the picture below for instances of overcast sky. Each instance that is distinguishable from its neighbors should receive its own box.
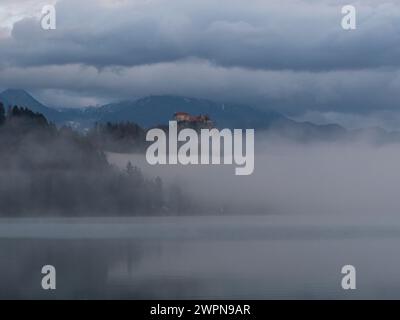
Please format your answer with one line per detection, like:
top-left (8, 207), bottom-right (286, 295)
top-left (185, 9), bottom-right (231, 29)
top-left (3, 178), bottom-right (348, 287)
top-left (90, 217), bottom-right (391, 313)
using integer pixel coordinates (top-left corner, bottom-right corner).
top-left (0, 0), bottom-right (399, 128)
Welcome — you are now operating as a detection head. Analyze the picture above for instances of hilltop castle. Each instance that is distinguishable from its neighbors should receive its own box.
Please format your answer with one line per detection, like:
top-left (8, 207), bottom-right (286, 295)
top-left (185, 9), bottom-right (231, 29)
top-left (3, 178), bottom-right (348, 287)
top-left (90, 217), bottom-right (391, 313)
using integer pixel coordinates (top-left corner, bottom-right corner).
top-left (173, 112), bottom-right (214, 129)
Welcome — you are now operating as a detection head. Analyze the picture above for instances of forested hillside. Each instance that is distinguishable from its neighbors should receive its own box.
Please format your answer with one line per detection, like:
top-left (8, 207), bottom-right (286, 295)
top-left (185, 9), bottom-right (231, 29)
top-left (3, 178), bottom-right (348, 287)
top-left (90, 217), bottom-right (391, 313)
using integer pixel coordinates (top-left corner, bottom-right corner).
top-left (0, 103), bottom-right (187, 216)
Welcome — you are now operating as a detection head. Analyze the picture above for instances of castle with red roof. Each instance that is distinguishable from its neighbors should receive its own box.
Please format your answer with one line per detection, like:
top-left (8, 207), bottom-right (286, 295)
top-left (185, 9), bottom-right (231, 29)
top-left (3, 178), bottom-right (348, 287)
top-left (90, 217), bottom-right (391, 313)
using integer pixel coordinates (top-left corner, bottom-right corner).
top-left (173, 112), bottom-right (214, 129)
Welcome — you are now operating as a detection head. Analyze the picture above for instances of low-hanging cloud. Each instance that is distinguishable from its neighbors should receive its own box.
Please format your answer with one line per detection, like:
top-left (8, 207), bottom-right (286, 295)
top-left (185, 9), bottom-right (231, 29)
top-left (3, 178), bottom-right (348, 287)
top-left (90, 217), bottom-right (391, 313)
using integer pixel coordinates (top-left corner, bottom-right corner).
top-left (1, 61), bottom-right (400, 117)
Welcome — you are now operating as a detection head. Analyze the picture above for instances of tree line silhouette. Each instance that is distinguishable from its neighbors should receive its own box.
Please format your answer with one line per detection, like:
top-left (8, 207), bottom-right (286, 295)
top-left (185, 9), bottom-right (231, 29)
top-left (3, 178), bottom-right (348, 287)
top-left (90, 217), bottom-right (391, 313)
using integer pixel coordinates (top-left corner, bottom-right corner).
top-left (0, 103), bottom-right (189, 216)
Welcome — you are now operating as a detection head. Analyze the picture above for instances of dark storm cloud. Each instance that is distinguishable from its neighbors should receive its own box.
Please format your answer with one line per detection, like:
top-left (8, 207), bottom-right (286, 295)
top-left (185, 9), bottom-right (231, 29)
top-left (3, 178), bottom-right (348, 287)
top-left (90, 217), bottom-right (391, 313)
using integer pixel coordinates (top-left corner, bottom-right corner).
top-left (1, 0), bottom-right (400, 71)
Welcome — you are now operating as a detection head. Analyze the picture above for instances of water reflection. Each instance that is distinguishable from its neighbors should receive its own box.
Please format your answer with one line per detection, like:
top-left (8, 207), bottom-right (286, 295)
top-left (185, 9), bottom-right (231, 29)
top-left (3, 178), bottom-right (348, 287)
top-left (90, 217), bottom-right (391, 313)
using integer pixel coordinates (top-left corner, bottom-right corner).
top-left (1, 216), bottom-right (400, 299)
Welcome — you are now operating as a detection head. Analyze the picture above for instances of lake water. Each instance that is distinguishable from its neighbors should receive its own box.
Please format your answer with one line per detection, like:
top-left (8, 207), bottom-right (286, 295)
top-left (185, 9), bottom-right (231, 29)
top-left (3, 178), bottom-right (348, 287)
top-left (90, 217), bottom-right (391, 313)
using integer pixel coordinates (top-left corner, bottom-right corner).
top-left (3, 147), bottom-right (400, 299)
top-left (1, 215), bottom-right (400, 299)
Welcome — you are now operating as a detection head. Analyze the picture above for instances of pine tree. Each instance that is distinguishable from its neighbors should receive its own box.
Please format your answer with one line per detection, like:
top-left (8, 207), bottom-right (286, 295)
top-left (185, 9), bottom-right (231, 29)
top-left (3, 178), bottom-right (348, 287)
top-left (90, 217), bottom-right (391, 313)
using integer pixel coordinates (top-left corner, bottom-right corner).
top-left (126, 161), bottom-right (134, 175)
top-left (0, 103), bottom-right (5, 125)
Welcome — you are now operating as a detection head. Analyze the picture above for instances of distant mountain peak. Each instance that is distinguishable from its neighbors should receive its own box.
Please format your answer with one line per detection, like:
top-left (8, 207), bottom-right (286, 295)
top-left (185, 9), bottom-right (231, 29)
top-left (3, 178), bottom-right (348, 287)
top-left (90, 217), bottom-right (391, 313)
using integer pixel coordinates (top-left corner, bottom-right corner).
top-left (1, 89), bottom-right (41, 105)
top-left (0, 89), bottom-right (60, 121)
top-left (2, 88), bottom-right (31, 95)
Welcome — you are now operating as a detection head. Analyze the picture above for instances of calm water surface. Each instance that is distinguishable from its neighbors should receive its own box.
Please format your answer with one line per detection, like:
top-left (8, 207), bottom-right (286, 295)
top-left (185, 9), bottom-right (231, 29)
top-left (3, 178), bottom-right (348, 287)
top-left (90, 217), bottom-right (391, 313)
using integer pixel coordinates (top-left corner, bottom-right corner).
top-left (0, 215), bottom-right (399, 299)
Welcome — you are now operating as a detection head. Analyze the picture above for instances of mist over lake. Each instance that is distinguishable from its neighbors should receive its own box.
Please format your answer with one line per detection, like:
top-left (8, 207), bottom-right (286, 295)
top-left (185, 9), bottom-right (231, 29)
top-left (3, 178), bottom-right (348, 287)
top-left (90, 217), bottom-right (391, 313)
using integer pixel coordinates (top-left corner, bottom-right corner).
top-left (2, 140), bottom-right (400, 299)
top-left (108, 140), bottom-right (400, 216)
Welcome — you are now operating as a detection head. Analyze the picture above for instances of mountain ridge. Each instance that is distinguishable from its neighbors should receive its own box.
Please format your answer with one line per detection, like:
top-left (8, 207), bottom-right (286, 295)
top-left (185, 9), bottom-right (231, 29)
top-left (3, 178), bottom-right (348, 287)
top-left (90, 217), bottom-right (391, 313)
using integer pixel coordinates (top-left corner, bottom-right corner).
top-left (2, 89), bottom-right (397, 143)
top-left (0, 89), bottom-right (297, 130)
top-left (0, 89), bottom-right (61, 121)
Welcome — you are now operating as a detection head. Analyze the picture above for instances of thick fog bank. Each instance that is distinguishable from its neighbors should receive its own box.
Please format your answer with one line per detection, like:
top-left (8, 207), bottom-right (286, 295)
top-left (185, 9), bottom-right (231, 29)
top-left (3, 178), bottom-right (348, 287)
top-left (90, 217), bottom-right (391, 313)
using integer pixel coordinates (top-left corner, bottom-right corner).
top-left (108, 139), bottom-right (400, 216)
